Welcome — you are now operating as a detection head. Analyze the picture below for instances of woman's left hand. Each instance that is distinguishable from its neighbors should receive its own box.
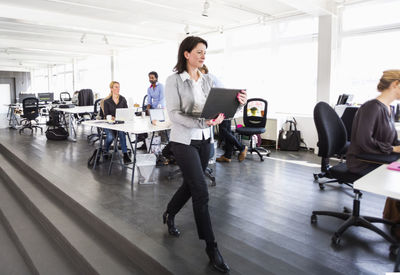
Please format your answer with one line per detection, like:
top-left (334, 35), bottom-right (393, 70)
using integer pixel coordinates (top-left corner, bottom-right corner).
top-left (237, 90), bottom-right (247, 105)
top-left (206, 113), bottom-right (225, 126)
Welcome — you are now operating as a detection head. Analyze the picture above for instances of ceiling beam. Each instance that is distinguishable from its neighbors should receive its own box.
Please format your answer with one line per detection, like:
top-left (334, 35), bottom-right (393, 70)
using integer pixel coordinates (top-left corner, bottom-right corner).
top-left (274, 0), bottom-right (337, 16)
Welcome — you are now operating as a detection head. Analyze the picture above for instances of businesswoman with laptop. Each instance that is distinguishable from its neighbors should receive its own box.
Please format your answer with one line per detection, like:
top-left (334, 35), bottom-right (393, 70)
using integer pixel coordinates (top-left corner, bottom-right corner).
top-left (103, 81), bottom-right (131, 164)
top-left (163, 36), bottom-right (247, 273)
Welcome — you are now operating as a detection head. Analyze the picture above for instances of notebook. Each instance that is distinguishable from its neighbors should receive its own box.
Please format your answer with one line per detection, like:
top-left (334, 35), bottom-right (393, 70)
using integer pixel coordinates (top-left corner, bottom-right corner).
top-left (387, 161), bottom-right (400, 172)
top-left (115, 108), bottom-right (135, 122)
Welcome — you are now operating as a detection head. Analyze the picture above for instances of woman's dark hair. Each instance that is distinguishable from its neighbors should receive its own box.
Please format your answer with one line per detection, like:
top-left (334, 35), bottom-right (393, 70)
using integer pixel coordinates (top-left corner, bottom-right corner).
top-left (173, 36), bottom-right (208, 74)
top-left (148, 71), bottom-right (158, 79)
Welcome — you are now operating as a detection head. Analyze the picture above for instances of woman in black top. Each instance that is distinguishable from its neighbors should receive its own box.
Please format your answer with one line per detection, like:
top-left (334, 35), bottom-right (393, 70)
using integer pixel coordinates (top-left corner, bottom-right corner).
top-left (103, 81), bottom-right (131, 164)
top-left (347, 70), bottom-right (400, 175)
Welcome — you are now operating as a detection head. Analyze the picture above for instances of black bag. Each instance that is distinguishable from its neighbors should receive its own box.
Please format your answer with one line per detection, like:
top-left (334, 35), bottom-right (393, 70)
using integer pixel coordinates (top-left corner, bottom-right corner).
top-left (278, 119), bottom-right (301, 151)
top-left (45, 127), bottom-right (69, 140)
top-left (47, 108), bottom-right (62, 127)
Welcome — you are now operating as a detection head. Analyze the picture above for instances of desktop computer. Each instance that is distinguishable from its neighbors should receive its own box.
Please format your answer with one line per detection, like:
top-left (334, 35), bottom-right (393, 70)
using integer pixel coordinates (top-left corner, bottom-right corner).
top-left (38, 92), bottom-right (54, 104)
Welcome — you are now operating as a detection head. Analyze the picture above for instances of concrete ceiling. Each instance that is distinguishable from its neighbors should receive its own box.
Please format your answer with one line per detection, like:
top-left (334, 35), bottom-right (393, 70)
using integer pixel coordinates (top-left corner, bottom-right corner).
top-left (0, 0), bottom-right (361, 71)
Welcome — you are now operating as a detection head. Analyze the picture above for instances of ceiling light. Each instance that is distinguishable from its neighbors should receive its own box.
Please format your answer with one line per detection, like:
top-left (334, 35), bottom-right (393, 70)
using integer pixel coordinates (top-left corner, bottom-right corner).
top-left (218, 25), bottom-right (224, 34)
top-left (202, 0), bottom-right (210, 17)
top-left (80, 33), bottom-right (86, 43)
top-left (102, 35), bottom-right (109, 45)
top-left (184, 25), bottom-right (190, 35)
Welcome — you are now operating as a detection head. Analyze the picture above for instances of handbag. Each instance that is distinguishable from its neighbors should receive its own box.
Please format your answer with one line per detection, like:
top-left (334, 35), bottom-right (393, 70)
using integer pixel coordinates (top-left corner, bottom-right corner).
top-left (278, 118), bottom-right (301, 151)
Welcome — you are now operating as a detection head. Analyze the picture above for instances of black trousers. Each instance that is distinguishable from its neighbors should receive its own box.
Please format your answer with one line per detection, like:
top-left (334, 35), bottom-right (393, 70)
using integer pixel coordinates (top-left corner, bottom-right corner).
top-left (167, 139), bottom-right (214, 242)
top-left (220, 120), bottom-right (244, 159)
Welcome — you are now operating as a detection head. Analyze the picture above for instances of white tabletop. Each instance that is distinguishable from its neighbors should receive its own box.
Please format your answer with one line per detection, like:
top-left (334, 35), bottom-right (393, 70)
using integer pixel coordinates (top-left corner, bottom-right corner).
top-left (54, 106), bottom-right (94, 114)
top-left (82, 118), bottom-right (171, 134)
top-left (395, 122), bottom-right (400, 136)
top-left (354, 163), bottom-right (400, 200)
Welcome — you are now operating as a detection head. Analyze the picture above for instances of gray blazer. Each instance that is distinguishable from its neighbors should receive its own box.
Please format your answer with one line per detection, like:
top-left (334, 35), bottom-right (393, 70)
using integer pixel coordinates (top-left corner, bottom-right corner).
top-left (165, 73), bottom-right (214, 145)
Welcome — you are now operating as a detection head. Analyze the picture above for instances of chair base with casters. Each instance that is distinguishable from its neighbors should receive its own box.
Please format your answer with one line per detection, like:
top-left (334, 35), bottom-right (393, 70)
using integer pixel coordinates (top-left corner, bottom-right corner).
top-left (313, 159), bottom-right (354, 190)
top-left (19, 119), bottom-right (43, 135)
top-left (236, 129), bottom-right (270, 161)
top-left (311, 190), bottom-right (398, 253)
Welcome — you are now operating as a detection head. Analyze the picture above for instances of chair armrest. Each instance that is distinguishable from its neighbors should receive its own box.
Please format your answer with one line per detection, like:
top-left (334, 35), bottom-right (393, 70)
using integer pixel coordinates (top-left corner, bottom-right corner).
top-left (356, 153), bottom-right (400, 164)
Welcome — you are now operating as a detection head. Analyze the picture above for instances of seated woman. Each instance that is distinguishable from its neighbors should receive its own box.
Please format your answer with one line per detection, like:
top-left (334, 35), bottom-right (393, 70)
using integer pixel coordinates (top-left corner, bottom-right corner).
top-left (103, 81), bottom-right (131, 164)
top-left (346, 69), bottom-right (400, 176)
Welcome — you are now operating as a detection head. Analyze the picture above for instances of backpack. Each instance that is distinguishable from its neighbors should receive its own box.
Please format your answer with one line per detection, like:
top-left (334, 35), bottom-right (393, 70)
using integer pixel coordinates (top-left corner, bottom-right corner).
top-left (47, 108), bottom-right (62, 127)
top-left (45, 127), bottom-right (69, 140)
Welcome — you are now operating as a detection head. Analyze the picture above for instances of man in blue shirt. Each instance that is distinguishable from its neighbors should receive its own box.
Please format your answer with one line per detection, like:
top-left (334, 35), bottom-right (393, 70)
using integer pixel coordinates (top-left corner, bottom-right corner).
top-left (146, 71), bottom-right (165, 110)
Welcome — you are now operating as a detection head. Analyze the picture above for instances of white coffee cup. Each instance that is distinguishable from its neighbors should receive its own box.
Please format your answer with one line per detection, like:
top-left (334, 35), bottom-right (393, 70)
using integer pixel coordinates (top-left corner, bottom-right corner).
top-left (106, 115), bottom-right (112, 122)
top-left (141, 111), bottom-right (146, 118)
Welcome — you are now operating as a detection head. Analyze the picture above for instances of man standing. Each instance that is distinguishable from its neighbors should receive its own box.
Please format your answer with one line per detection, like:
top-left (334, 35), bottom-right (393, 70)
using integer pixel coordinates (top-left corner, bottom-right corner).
top-left (147, 71), bottom-right (165, 110)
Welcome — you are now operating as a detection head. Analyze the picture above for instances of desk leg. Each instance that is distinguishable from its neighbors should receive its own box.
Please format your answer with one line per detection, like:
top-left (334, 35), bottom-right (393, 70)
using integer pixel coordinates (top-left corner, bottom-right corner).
top-left (108, 133), bottom-right (122, 175)
top-left (65, 113), bottom-right (77, 142)
top-left (93, 127), bottom-right (104, 170)
top-left (148, 132), bottom-right (155, 153)
top-left (128, 134), bottom-right (137, 188)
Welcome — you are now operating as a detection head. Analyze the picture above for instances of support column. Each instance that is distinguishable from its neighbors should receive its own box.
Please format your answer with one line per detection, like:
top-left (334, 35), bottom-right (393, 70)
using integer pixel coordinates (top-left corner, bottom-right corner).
top-left (316, 14), bottom-right (339, 104)
top-left (72, 58), bottom-right (79, 91)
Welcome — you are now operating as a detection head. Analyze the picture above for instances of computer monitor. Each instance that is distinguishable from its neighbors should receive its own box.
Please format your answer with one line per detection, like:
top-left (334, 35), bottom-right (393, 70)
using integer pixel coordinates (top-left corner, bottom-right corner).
top-left (38, 92), bottom-right (54, 104)
top-left (18, 93), bottom-right (36, 103)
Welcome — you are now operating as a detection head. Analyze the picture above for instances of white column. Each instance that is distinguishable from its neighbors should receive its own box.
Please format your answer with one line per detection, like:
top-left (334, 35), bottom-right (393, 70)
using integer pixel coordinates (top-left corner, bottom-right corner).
top-left (111, 50), bottom-right (118, 81)
top-left (316, 14), bottom-right (339, 105)
top-left (72, 58), bottom-right (79, 91)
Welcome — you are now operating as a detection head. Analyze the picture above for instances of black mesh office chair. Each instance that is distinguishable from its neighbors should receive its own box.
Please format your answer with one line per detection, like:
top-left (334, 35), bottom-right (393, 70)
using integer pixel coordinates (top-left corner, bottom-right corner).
top-left (341, 106), bottom-right (359, 143)
top-left (19, 97), bottom-right (43, 134)
top-left (60, 92), bottom-right (71, 102)
top-left (87, 98), bottom-right (103, 144)
top-left (310, 101), bottom-right (397, 249)
top-left (235, 98), bottom-right (270, 161)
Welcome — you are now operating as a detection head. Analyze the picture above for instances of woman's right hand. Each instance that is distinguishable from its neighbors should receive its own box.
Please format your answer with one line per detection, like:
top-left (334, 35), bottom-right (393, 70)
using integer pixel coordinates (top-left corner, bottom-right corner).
top-left (206, 113), bottom-right (225, 126)
top-left (393, 145), bottom-right (400, 153)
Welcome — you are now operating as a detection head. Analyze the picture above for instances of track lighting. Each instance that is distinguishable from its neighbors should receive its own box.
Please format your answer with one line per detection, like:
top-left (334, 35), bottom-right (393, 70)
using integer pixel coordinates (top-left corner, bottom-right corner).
top-left (102, 35), bottom-right (109, 45)
top-left (202, 0), bottom-right (209, 17)
top-left (80, 33), bottom-right (86, 43)
top-left (184, 25), bottom-right (190, 35)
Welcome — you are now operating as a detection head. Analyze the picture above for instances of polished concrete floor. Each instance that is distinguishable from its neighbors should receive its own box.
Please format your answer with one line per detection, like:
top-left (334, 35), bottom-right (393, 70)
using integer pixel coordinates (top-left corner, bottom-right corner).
top-left (0, 122), bottom-right (397, 274)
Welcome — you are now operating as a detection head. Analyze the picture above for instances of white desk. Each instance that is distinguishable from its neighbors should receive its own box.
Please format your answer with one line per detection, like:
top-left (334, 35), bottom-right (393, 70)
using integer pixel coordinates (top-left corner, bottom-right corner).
top-left (354, 162), bottom-right (400, 272)
top-left (82, 118), bottom-right (171, 186)
top-left (54, 106), bottom-right (94, 141)
top-left (395, 122), bottom-right (400, 137)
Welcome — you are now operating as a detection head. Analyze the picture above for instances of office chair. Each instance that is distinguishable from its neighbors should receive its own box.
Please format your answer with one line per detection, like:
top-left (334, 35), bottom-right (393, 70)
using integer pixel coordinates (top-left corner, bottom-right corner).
top-left (142, 95), bottom-right (148, 111)
top-left (310, 101), bottom-right (398, 249)
top-left (87, 98), bottom-right (103, 144)
top-left (19, 97), bottom-right (43, 134)
top-left (76, 89), bottom-right (94, 124)
top-left (60, 92), bottom-right (71, 102)
top-left (340, 106), bottom-right (359, 143)
top-left (235, 98), bottom-right (270, 161)
top-left (313, 102), bottom-right (357, 189)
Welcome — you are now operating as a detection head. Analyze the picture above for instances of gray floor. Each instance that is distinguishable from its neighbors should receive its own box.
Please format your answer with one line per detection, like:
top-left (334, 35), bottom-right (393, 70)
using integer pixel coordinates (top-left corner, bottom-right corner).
top-left (0, 123), bottom-right (397, 274)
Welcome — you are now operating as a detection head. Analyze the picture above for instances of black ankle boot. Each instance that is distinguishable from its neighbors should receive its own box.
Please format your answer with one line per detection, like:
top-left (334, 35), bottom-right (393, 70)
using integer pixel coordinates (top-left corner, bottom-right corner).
top-left (206, 243), bottom-right (230, 273)
top-left (123, 153), bottom-right (131, 164)
top-left (162, 211), bottom-right (180, 237)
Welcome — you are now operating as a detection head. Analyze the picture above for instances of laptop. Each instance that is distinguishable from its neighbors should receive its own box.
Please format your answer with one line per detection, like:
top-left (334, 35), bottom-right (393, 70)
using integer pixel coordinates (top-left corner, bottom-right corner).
top-left (149, 108), bottom-right (165, 122)
top-left (200, 88), bottom-right (242, 119)
top-left (115, 108), bottom-right (135, 122)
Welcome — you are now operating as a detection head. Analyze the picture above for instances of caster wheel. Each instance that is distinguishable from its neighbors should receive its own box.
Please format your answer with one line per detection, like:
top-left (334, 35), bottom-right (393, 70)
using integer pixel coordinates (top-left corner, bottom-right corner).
top-left (331, 234), bottom-right (341, 245)
top-left (319, 183), bottom-right (325, 190)
top-left (313, 174), bottom-right (319, 181)
top-left (343, 207), bottom-right (351, 213)
top-left (311, 214), bottom-right (317, 224)
top-left (390, 244), bottom-right (399, 256)
top-left (266, 153), bottom-right (271, 157)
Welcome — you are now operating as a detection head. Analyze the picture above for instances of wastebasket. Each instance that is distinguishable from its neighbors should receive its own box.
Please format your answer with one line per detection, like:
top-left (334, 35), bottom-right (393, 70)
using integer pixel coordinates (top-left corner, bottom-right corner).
top-left (136, 154), bottom-right (157, 184)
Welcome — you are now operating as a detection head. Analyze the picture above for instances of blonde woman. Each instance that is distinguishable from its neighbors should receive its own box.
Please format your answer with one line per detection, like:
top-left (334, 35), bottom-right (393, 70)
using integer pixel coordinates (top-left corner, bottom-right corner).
top-left (103, 81), bottom-right (131, 164)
